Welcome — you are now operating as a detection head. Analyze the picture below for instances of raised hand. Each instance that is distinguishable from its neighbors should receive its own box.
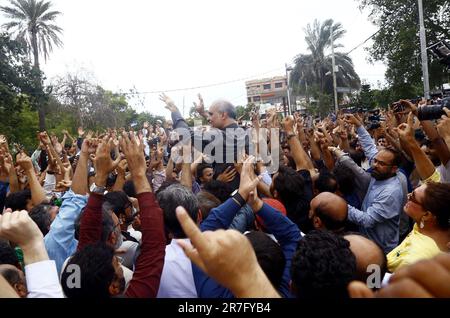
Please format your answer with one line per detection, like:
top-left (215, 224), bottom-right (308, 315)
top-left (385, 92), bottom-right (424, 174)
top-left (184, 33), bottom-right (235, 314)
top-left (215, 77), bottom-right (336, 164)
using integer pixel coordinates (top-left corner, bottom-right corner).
top-left (0, 209), bottom-right (44, 251)
top-left (91, 136), bottom-right (121, 182)
top-left (159, 93), bottom-right (179, 113)
top-left (38, 131), bottom-right (51, 146)
top-left (119, 131), bottom-right (146, 178)
top-left (16, 152), bottom-right (34, 172)
top-left (116, 159), bottom-right (128, 176)
top-left (77, 127), bottom-right (85, 137)
top-left (80, 138), bottom-right (99, 155)
top-left (193, 93), bottom-right (206, 116)
top-left (344, 114), bottom-right (362, 127)
top-left (238, 156), bottom-right (262, 201)
top-left (216, 166), bottom-right (237, 183)
top-left (283, 116), bottom-right (295, 133)
top-left (437, 107), bottom-right (450, 141)
top-left (396, 112), bottom-right (415, 144)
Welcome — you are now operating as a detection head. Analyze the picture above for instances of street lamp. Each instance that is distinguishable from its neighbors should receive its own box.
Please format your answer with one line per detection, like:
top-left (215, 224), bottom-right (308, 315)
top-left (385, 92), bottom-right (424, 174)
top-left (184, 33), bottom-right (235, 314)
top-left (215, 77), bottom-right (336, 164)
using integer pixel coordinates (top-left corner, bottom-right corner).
top-left (285, 63), bottom-right (294, 116)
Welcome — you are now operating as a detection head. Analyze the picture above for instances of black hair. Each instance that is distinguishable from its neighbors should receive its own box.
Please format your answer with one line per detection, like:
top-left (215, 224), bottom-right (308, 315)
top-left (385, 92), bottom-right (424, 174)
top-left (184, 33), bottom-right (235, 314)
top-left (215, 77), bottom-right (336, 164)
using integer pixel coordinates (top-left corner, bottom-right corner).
top-left (273, 166), bottom-right (306, 220)
top-left (123, 180), bottom-right (137, 198)
top-left (196, 191), bottom-right (221, 220)
top-left (202, 180), bottom-right (233, 203)
top-left (74, 204), bottom-right (115, 243)
top-left (423, 182), bottom-right (450, 229)
top-left (4, 189), bottom-right (32, 212)
top-left (196, 163), bottom-right (213, 183)
top-left (333, 165), bottom-right (356, 196)
top-left (104, 191), bottom-right (130, 218)
top-left (283, 154), bottom-right (296, 170)
top-left (0, 240), bottom-right (20, 268)
top-left (291, 230), bottom-right (356, 299)
top-left (156, 183), bottom-right (199, 238)
top-left (246, 231), bottom-right (286, 290)
top-left (29, 203), bottom-right (53, 236)
top-left (0, 266), bottom-right (22, 287)
top-left (61, 242), bottom-right (115, 298)
top-left (155, 179), bottom-right (180, 196)
top-left (315, 171), bottom-right (338, 193)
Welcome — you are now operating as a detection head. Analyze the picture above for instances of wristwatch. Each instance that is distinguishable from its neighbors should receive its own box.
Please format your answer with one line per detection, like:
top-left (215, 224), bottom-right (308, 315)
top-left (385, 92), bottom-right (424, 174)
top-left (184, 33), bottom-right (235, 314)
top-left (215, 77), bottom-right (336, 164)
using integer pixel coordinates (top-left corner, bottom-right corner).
top-left (287, 133), bottom-right (297, 140)
top-left (90, 182), bottom-right (106, 195)
top-left (230, 190), bottom-right (246, 207)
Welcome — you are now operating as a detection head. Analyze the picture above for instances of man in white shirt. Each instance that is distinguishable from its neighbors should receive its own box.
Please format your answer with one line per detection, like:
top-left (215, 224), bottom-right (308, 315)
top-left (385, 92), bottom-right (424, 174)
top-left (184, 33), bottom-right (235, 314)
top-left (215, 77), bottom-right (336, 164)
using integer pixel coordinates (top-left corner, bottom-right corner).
top-left (156, 184), bottom-right (201, 298)
top-left (0, 209), bottom-right (64, 298)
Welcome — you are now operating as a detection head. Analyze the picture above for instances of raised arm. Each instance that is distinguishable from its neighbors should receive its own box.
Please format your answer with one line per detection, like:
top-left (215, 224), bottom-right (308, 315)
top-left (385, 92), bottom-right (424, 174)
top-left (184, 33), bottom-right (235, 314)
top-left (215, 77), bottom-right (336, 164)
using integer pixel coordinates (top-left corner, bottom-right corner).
top-left (397, 113), bottom-right (437, 181)
top-left (283, 116), bottom-right (315, 173)
top-left (16, 153), bottom-right (46, 206)
top-left (345, 114), bottom-right (378, 162)
top-left (120, 131), bottom-right (166, 298)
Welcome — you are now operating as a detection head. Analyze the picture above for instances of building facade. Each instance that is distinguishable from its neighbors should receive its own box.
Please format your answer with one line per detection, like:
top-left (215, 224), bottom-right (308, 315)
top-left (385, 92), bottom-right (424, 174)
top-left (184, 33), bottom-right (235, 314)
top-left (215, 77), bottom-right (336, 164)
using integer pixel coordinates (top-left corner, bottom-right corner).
top-left (245, 76), bottom-right (288, 107)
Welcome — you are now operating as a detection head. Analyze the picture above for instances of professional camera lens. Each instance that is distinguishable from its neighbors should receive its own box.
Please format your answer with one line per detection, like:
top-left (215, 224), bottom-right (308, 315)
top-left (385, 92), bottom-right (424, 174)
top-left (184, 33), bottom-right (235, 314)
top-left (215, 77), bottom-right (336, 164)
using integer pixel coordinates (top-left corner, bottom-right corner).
top-left (417, 97), bottom-right (450, 121)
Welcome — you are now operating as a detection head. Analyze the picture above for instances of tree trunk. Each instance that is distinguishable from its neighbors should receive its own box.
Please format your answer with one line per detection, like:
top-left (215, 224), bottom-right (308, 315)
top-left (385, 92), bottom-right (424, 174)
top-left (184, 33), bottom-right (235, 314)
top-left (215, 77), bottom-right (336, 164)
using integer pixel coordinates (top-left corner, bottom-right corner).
top-left (31, 30), bottom-right (46, 131)
top-left (38, 106), bottom-right (46, 131)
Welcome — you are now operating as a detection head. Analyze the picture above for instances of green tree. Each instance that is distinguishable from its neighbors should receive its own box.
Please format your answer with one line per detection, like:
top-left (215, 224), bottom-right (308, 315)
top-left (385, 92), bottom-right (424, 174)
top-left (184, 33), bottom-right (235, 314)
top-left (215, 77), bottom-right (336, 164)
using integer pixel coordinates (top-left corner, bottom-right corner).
top-left (1, 0), bottom-right (63, 130)
top-left (290, 19), bottom-right (361, 100)
top-left (358, 0), bottom-right (450, 99)
top-left (0, 33), bottom-right (40, 149)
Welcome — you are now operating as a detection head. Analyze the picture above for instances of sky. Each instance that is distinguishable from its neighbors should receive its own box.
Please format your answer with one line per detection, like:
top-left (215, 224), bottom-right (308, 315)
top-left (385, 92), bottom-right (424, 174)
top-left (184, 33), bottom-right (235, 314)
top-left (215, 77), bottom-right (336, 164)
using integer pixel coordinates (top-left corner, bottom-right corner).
top-left (1, 0), bottom-right (388, 119)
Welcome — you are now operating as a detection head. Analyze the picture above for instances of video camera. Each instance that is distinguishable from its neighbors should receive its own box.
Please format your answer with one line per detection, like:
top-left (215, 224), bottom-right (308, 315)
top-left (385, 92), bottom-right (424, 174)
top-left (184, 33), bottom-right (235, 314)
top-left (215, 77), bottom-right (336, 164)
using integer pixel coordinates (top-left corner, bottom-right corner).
top-left (417, 97), bottom-right (450, 121)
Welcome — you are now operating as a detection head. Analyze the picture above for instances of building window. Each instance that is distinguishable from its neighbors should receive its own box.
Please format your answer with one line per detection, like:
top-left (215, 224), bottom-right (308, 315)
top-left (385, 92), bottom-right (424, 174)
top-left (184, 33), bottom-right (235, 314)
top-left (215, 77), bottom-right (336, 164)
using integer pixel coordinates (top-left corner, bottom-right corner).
top-left (263, 84), bottom-right (271, 90)
top-left (247, 97), bottom-right (252, 103)
top-left (275, 82), bottom-right (283, 88)
top-left (253, 96), bottom-right (261, 102)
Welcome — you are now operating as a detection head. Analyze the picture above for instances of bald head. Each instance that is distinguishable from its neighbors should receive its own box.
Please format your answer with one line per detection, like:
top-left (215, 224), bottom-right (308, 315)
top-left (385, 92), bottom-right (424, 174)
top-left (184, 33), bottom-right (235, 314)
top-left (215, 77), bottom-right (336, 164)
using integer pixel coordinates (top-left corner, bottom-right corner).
top-left (0, 264), bottom-right (27, 298)
top-left (309, 192), bottom-right (348, 233)
top-left (344, 234), bottom-right (387, 283)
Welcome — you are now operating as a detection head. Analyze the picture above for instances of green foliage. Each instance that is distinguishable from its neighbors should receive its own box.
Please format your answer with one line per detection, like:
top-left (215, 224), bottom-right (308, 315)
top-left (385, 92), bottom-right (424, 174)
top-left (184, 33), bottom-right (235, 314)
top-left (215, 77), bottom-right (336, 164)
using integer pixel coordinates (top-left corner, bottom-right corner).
top-left (358, 0), bottom-right (450, 98)
top-left (290, 19), bottom-right (361, 99)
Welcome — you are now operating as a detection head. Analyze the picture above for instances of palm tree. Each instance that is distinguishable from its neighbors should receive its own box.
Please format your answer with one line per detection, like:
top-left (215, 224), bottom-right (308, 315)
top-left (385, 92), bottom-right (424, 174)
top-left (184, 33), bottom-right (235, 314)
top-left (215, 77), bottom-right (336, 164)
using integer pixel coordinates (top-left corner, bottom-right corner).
top-left (1, 0), bottom-right (63, 130)
top-left (291, 19), bottom-right (360, 102)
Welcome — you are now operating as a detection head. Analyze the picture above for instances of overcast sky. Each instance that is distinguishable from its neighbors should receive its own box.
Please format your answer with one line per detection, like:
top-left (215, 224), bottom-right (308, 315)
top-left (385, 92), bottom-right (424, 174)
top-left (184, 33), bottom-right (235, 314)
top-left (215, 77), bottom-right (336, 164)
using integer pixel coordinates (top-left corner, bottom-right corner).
top-left (3, 0), bottom-right (388, 118)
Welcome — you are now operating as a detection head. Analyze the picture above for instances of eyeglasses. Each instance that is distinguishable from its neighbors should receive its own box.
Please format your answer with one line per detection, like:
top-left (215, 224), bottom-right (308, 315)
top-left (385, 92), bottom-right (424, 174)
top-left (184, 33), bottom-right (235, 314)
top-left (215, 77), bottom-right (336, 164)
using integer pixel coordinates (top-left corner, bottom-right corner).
top-left (373, 157), bottom-right (392, 167)
top-left (407, 191), bottom-right (423, 207)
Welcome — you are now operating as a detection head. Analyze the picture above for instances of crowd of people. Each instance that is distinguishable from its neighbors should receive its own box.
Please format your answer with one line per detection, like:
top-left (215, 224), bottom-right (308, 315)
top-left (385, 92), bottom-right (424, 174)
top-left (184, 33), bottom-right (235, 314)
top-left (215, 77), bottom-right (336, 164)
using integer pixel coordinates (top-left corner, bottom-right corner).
top-left (0, 93), bottom-right (450, 298)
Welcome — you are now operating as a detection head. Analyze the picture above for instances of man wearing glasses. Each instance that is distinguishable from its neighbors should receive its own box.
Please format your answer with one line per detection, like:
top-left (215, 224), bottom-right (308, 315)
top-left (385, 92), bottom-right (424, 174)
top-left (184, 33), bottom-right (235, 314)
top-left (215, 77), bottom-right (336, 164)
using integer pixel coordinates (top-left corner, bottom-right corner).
top-left (331, 114), bottom-right (408, 254)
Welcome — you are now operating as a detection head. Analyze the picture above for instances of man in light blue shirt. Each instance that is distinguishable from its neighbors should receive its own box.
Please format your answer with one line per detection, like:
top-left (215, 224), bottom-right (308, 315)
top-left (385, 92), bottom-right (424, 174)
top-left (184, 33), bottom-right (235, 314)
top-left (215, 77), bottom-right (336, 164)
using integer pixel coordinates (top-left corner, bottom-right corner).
top-left (44, 189), bottom-right (87, 274)
top-left (336, 115), bottom-right (407, 253)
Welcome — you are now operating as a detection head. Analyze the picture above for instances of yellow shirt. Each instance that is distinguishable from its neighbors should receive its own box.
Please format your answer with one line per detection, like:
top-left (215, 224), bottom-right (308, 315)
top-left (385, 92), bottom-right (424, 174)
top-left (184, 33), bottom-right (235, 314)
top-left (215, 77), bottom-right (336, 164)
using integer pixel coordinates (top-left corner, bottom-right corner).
top-left (424, 169), bottom-right (441, 183)
top-left (387, 224), bottom-right (441, 273)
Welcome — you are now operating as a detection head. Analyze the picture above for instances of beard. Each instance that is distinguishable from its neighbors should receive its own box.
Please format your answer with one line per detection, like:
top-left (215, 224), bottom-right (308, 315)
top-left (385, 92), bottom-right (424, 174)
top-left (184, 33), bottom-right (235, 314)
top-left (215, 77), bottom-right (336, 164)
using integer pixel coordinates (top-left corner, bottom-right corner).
top-left (371, 169), bottom-right (395, 181)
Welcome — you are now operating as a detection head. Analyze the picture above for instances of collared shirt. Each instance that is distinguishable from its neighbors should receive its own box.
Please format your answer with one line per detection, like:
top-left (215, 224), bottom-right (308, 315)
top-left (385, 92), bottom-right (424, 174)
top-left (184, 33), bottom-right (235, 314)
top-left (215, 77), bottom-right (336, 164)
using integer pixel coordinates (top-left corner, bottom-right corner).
top-left (347, 126), bottom-right (406, 254)
top-left (44, 189), bottom-right (88, 274)
top-left (348, 176), bottom-right (403, 254)
top-left (157, 239), bottom-right (197, 298)
top-left (25, 260), bottom-right (64, 298)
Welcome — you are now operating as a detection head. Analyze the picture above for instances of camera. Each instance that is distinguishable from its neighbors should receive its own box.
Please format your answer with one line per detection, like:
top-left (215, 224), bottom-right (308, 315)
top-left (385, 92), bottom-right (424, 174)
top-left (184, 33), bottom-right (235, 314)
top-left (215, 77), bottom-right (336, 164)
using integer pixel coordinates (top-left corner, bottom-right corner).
top-left (367, 121), bottom-right (381, 130)
top-left (417, 97), bottom-right (450, 121)
top-left (148, 136), bottom-right (160, 146)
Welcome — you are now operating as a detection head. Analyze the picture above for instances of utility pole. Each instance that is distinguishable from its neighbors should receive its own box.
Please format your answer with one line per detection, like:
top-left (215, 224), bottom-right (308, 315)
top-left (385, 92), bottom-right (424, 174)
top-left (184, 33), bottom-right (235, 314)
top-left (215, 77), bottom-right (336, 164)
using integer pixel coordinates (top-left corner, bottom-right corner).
top-left (418, 0), bottom-right (430, 99)
top-left (285, 63), bottom-right (293, 116)
top-left (330, 29), bottom-right (339, 114)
